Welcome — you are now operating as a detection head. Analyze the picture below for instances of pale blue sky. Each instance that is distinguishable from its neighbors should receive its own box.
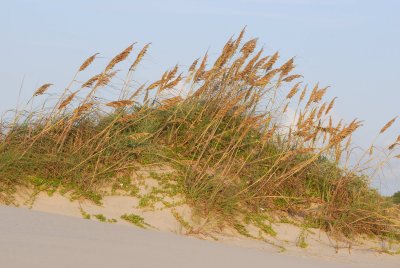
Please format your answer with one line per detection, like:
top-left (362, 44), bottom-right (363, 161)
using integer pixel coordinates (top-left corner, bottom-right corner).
top-left (1, 0), bottom-right (399, 194)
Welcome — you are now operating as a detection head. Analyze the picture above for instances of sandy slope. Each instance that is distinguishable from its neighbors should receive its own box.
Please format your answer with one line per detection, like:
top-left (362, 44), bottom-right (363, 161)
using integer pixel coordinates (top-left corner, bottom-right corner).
top-left (0, 205), bottom-right (398, 268)
top-left (2, 166), bottom-right (399, 267)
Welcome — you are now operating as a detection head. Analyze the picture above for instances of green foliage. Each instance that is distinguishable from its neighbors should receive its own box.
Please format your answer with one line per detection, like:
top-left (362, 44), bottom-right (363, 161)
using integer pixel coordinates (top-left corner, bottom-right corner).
top-left (121, 213), bottom-right (149, 228)
top-left (297, 229), bottom-right (308, 249)
top-left (233, 223), bottom-right (253, 238)
top-left (392, 191), bottom-right (400, 204)
top-left (111, 176), bottom-right (139, 197)
top-left (94, 214), bottom-right (106, 222)
top-left (80, 208), bottom-right (91, 220)
top-left (245, 213), bottom-right (277, 237)
top-left (171, 210), bottom-right (192, 231)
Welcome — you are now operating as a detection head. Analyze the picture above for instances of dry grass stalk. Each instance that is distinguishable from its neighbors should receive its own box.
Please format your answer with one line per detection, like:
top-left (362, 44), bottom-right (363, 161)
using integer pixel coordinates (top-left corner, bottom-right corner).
top-left (330, 120), bottom-right (362, 145)
top-left (105, 44), bottom-right (133, 71)
top-left (317, 103), bottom-right (327, 119)
top-left (129, 43), bottom-right (151, 71)
top-left (306, 84), bottom-right (328, 107)
top-left (147, 81), bottom-right (162, 91)
top-left (286, 82), bottom-right (301, 99)
top-left (82, 74), bottom-right (102, 88)
top-left (325, 97), bottom-right (337, 115)
top-left (283, 74), bottom-right (302, 82)
top-left (95, 71), bottom-right (117, 87)
top-left (231, 27), bottom-right (246, 51)
top-left (240, 38), bottom-right (258, 57)
top-left (129, 132), bottom-right (151, 141)
top-left (118, 114), bottom-right (139, 123)
top-left (299, 85), bottom-right (307, 103)
top-left (253, 55), bottom-right (270, 69)
top-left (279, 148), bottom-right (314, 162)
top-left (159, 96), bottom-right (183, 110)
top-left (129, 84), bottom-right (145, 100)
top-left (188, 58), bottom-right (199, 72)
top-left (240, 48), bottom-right (263, 77)
top-left (388, 142), bottom-right (397, 150)
top-left (194, 53), bottom-right (208, 82)
top-left (216, 92), bottom-right (246, 118)
top-left (214, 38), bottom-right (235, 69)
top-left (73, 103), bottom-right (93, 117)
top-left (166, 65), bottom-right (179, 82)
top-left (79, 53), bottom-right (99, 72)
top-left (279, 58), bottom-right (295, 77)
top-left (380, 117), bottom-right (397, 134)
top-left (253, 69), bottom-right (279, 87)
top-left (58, 91), bottom-right (78, 109)
top-left (282, 103), bottom-right (289, 113)
top-left (162, 74), bottom-right (182, 91)
top-left (313, 87), bottom-right (328, 103)
top-left (106, 100), bottom-right (133, 109)
top-left (262, 52), bottom-right (279, 70)
top-left (33, 83), bottom-right (53, 96)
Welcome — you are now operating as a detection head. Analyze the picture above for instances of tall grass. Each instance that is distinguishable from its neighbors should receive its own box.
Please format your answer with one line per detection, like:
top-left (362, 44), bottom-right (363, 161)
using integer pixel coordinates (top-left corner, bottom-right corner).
top-left (0, 29), bottom-right (399, 240)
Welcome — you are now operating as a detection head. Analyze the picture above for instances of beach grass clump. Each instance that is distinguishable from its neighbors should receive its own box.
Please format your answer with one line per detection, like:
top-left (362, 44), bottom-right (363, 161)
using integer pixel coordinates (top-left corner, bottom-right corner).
top-left (0, 28), bottom-right (399, 241)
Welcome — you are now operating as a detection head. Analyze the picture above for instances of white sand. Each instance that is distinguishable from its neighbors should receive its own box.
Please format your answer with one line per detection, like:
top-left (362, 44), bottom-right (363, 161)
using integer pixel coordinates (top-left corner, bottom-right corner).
top-left (1, 205), bottom-right (399, 268)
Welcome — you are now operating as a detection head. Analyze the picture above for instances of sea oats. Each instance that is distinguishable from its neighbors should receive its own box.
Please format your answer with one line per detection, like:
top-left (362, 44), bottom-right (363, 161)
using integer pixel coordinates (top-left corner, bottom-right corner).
top-left (214, 38), bottom-right (234, 69)
top-left (59, 91), bottom-right (78, 109)
top-left (279, 58), bottom-right (295, 77)
top-left (159, 96), bottom-right (183, 110)
top-left (388, 142), bottom-right (397, 150)
top-left (188, 58), bottom-right (199, 72)
top-left (253, 69), bottom-right (279, 87)
top-left (240, 38), bottom-right (258, 56)
top-left (325, 97), bottom-right (337, 115)
top-left (82, 74), bottom-right (102, 88)
top-left (380, 117), bottom-right (397, 134)
top-left (317, 103), bottom-right (327, 119)
top-left (286, 82), bottom-right (301, 99)
top-left (105, 44), bottom-right (133, 71)
top-left (299, 85), bottom-right (307, 103)
top-left (106, 100), bottom-right (133, 108)
top-left (162, 74), bottom-right (182, 91)
top-left (95, 71), bottom-right (117, 87)
top-left (166, 64), bottom-right (179, 81)
top-left (147, 81), bottom-right (162, 91)
top-left (33, 83), bottom-right (53, 96)
top-left (73, 103), bottom-right (93, 117)
top-left (253, 56), bottom-right (270, 70)
top-left (79, 53), bottom-right (99, 72)
top-left (240, 48), bottom-right (263, 78)
top-left (194, 52), bottom-right (208, 82)
top-left (129, 43), bottom-right (151, 71)
top-left (283, 74), bottom-right (302, 82)
top-left (129, 84), bottom-right (145, 100)
top-left (262, 52), bottom-right (279, 71)
top-left (232, 26), bottom-right (246, 51)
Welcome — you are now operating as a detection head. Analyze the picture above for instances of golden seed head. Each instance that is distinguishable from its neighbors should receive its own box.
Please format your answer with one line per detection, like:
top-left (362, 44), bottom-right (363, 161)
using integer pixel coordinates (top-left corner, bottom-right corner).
top-left (380, 117), bottom-right (397, 134)
top-left (33, 83), bottom-right (53, 96)
top-left (106, 100), bottom-right (134, 109)
top-left (79, 53), bottom-right (99, 72)
top-left (105, 44), bottom-right (134, 72)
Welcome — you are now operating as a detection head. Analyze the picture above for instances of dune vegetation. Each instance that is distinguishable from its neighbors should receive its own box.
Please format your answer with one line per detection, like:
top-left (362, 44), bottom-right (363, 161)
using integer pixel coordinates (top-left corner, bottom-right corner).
top-left (0, 29), bottom-right (399, 241)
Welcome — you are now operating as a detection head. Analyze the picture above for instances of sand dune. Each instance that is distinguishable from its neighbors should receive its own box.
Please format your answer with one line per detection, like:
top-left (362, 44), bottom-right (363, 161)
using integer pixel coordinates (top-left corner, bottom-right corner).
top-left (1, 205), bottom-right (398, 268)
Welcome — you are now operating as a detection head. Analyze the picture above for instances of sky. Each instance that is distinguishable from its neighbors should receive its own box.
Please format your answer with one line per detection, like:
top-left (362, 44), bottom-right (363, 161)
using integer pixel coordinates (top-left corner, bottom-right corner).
top-left (1, 0), bottom-right (399, 194)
